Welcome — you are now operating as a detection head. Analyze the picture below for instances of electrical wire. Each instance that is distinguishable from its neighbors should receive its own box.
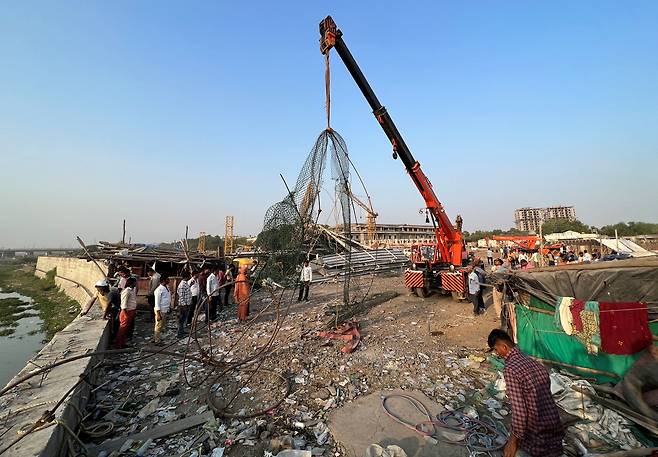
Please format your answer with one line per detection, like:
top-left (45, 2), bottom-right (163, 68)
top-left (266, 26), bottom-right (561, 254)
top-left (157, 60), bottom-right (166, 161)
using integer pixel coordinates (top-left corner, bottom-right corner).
top-left (381, 394), bottom-right (507, 453)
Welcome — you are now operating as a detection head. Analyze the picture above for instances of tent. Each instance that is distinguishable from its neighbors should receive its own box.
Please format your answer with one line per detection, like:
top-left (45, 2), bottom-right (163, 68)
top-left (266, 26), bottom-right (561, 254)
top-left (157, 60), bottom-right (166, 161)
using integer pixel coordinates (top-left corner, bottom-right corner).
top-left (494, 258), bottom-right (658, 382)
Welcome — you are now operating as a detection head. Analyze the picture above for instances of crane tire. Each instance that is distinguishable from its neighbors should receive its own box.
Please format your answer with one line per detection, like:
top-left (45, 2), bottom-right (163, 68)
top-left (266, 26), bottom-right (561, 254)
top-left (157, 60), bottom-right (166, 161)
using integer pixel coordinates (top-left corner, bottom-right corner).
top-left (415, 287), bottom-right (429, 298)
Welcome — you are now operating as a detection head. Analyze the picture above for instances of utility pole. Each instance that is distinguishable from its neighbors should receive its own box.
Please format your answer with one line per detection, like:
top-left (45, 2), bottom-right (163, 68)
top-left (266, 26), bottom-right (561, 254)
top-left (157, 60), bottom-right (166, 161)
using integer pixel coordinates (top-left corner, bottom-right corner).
top-left (539, 222), bottom-right (544, 267)
top-left (122, 219), bottom-right (126, 244)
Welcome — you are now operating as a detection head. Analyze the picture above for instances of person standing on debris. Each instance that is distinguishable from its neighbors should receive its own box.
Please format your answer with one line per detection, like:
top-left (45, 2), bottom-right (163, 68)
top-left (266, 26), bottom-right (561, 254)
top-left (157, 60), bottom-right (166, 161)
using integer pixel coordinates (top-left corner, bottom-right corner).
top-left (116, 277), bottom-right (138, 349)
top-left (147, 268), bottom-right (161, 323)
top-left (206, 267), bottom-right (221, 322)
top-left (468, 263), bottom-right (486, 315)
top-left (91, 280), bottom-right (121, 340)
top-left (234, 265), bottom-right (251, 322)
top-left (486, 247), bottom-right (494, 266)
top-left (176, 270), bottom-right (192, 338)
top-left (218, 265), bottom-right (227, 311)
top-left (187, 270), bottom-right (200, 326)
top-left (508, 250), bottom-right (518, 269)
top-left (490, 259), bottom-right (506, 322)
top-left (487, 329), bottom-right (564, 457)
top-left (154, 276), bottom-right (171, 345)
top-left (223, 263), bottom-right (235, 308)
top-left (116, 266), bottom-right (130, 289)
top-left (530, 250), bottom-right (541, 267)
top-left (298, 260), bottom-right (313, 302)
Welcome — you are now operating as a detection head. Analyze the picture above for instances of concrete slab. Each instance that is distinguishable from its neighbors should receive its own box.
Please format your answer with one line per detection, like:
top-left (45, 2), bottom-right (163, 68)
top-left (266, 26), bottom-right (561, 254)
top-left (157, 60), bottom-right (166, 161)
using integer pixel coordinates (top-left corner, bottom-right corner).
top-left (0, 313), bottom-right (109, 457)
top-left (328, 390), bottom-right (468, 457)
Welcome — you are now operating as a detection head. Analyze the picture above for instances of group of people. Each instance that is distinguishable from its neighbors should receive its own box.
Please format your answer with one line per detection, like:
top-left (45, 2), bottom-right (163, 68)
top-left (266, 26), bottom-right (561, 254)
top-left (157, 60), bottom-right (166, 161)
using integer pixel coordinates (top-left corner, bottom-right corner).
top-left (467, 255), bottom-right (513, 321)
top-left (493, 245), bottom-right (603, 270)
top-left (91, 262), bottom-right (253, 349)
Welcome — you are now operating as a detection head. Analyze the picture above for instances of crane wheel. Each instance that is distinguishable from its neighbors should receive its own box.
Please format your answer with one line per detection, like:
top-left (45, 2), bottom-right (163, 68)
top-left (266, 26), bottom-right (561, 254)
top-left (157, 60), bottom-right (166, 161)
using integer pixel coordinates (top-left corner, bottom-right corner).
top-left (451, 291), bottom-right (465, 301)
top-left (414, 287), bottom-right (429, 298)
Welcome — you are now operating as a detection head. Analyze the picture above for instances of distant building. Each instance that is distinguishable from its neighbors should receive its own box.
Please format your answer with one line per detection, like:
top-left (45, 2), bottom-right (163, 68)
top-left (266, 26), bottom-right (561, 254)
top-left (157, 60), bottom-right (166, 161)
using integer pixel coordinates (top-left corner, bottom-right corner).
top-left (514, 205), bottom-right (576, 232)
top-left (349, 223), bottom-right (436, 248)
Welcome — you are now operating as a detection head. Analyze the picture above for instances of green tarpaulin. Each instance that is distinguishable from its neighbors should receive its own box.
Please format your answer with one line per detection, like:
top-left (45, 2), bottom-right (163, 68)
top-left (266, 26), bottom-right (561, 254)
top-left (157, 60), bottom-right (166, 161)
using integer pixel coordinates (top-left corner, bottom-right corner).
top-left (516, 296), bottom-right (658, 383)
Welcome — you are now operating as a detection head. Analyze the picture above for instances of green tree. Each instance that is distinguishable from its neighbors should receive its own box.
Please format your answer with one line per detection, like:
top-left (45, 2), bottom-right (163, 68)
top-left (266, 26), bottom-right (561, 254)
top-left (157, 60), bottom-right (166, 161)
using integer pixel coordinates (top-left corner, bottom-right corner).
top-left (540, 218), bottom-right (591, 235)
top-left (598, 221), bottom-right (658, 237)
top-left (463, 227), bottom-right (529, 243)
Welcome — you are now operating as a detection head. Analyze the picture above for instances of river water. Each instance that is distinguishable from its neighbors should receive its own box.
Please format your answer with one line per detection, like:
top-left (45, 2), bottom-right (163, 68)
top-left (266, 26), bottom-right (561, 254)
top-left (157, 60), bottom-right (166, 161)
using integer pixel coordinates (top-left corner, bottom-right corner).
top-left (0, 290), bottom-right (46, 387)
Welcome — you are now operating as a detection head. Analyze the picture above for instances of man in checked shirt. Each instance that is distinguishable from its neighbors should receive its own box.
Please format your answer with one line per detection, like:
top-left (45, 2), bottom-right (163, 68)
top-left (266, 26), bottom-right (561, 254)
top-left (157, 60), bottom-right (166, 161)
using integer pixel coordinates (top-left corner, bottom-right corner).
top-left (487, 329), bottom-right (564, 457)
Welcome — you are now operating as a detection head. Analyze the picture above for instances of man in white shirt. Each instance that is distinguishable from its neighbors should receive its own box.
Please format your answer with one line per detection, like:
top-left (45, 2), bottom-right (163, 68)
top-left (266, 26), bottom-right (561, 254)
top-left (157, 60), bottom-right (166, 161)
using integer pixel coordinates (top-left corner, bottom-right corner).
top-left (206, 267), bottom-right (220, 322)
top-left (486, 248), bottom-right (494, 266)
top-left (187, 270), bottom-right (200, 326)
top-left (298, 260), bottom-right (313, 302)
top-left (468, 262), bottom-right (486, 316)
top-left (583, 250), bottom-right (592, 262)
top-left (531, 251), bottom-right (541, 266)
top-left (154, 276), bottom-right (171, 344)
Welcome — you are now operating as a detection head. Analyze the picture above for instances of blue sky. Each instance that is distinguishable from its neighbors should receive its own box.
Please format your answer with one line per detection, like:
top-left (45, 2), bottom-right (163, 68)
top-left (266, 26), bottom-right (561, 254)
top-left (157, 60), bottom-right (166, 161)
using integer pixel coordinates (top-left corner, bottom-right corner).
top-left (1, 1), bottom-right (657, 247)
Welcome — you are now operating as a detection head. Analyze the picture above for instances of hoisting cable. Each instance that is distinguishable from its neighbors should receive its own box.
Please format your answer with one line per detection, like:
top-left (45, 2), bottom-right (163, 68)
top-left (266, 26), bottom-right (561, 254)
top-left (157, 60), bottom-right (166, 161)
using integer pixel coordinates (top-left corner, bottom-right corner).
top-left (325, 51), bottom-right (331, 130)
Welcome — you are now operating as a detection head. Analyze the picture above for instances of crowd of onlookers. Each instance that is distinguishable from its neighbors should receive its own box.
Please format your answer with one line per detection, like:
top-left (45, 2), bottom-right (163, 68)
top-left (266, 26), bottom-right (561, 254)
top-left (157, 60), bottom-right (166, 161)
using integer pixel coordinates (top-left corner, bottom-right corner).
top-left (466, 244), bottom-right (608, 319)
top-left (86, 262), bottom-right (253, 349)
top-left (484, 245), bottom-right (605, 271)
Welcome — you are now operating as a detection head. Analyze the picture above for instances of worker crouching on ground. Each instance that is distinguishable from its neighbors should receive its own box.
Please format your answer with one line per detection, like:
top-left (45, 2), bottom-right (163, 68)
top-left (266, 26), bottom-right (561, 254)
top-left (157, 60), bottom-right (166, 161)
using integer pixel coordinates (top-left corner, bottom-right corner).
top-left (234, 265), bottom-right (251, 322)
top-left (487, 329), bottom-right (564, 457)
top-left (154, 276), bottom-right (171, 345)
top-left (115, 277), bottom-right (138, 349)
top-left (298, 260), bottom-right (312, 302)
top-left (176, 270), bottom-right (192, 338)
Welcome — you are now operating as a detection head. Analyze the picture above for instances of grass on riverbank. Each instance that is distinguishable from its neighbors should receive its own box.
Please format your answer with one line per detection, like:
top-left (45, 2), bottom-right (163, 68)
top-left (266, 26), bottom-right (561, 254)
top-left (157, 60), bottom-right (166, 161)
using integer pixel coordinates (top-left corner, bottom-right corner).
top-left (0, 264), bottom-right (80, 340)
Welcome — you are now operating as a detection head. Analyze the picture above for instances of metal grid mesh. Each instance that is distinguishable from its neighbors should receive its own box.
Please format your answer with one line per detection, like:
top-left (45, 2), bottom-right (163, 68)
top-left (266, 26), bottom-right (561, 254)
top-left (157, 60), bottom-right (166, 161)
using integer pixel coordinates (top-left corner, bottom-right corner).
top-left (258, 129), bottom-right (364, 306)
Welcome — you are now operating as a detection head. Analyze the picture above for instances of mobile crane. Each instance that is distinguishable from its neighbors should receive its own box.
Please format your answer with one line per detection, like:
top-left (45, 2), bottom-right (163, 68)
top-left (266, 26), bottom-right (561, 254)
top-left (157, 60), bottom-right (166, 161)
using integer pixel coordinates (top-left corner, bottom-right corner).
top-left (320, 16), bottom-right (467, 298)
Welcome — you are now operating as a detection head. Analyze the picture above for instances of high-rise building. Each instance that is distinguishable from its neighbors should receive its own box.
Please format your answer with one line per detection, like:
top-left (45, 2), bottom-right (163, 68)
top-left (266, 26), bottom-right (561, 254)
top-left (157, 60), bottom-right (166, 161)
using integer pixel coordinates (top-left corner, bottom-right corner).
top-left (514, 206), bottom-right (576, 232)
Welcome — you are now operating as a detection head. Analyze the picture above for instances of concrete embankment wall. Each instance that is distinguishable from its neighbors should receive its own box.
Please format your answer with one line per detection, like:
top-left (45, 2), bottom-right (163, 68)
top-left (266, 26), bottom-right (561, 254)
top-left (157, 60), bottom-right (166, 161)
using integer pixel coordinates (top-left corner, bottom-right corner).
top-left (36, 256), bottom-right (107, 305)
top-left (0, 258), bottom-right (109, 456)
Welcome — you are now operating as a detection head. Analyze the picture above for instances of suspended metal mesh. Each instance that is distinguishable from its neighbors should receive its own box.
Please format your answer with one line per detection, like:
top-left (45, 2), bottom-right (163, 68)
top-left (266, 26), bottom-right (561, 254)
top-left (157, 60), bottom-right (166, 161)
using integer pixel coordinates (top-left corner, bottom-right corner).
top-left (257, 129), bottom-right (370, 306)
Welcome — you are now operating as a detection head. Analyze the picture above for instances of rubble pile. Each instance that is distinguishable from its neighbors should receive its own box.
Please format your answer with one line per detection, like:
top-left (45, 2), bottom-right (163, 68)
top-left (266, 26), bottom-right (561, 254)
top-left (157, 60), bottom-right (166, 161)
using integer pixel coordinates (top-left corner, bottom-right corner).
top-left (73, 278), bottom-right (656, 457)
top-left (79, 281), bottom-right (514, 457)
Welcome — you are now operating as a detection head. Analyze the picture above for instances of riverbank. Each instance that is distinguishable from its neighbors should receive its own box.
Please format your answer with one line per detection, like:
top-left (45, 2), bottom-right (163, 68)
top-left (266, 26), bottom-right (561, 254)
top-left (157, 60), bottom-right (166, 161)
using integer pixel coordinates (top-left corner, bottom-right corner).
top-left (0, 262), bottom-right (80, 340)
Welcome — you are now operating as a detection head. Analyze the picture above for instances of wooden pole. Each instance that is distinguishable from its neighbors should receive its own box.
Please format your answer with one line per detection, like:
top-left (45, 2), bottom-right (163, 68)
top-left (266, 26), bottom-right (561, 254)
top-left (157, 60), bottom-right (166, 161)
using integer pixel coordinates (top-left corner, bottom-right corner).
top-left (76, 236), bottom-right (107, 277)
top-left (539, 223), bottom-right (544, 267)
top-left (532, 357), bottom-right (620, 379)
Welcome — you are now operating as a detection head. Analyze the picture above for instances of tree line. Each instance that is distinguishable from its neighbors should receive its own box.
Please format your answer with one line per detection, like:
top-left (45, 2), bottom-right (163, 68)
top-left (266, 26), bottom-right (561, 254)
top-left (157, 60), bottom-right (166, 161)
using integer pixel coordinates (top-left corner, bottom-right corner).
top-left (160, 234), bottom-right (253, 252)
top-left (463, 220), bottom-right (658, 242)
